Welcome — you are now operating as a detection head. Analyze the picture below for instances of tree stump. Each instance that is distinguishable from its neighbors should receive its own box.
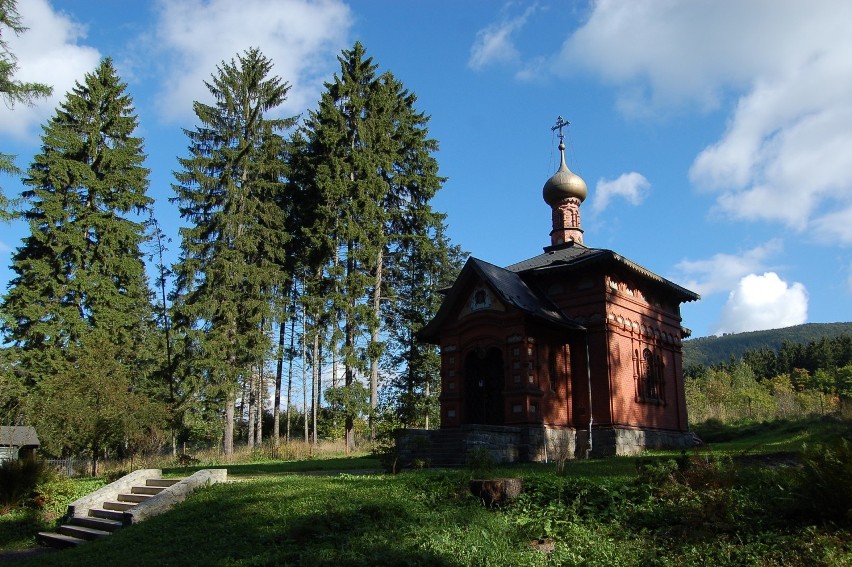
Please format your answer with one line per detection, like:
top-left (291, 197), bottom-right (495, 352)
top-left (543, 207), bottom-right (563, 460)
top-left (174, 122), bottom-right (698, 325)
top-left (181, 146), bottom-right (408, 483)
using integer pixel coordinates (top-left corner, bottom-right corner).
top-left (468, 478), bottom-right (523, 506)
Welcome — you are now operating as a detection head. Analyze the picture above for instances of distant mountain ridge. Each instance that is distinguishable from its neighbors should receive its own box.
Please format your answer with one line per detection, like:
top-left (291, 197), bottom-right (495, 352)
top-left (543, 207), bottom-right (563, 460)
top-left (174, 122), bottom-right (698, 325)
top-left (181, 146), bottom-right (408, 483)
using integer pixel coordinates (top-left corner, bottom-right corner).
top-left (682, 322), bottom-right (852, 368)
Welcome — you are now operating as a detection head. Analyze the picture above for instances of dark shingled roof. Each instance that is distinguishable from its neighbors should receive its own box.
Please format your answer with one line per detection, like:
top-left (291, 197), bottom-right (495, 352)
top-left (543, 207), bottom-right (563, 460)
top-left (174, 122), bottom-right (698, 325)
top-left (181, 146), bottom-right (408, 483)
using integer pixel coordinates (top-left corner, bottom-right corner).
top-left (419, 257), bottom-right (584, 343)
top-left (0, 426), bottom-right (40, 447)
top-left (471, 258), bottom-right (584, 329)
top-left (506, 242), bottom-right (699, 303)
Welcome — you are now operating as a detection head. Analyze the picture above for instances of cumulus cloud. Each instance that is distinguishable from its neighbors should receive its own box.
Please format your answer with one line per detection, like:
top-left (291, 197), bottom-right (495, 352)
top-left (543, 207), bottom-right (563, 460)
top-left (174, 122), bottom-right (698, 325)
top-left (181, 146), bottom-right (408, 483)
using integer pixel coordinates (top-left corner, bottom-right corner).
top-left (671, 240), bottom-right (783, 296)
top-left (591, 172), bottom-right (649, 212)
top-left (1, 0), bottom-right (101, 140)
top-left (554, 0), bottom-right (852, 245)
top-left (715, 272), bottom-right (808, 335)
top-left (150, 0), bottom-right (351, 122)
top-left (469, 4), bottom-right (539, 71)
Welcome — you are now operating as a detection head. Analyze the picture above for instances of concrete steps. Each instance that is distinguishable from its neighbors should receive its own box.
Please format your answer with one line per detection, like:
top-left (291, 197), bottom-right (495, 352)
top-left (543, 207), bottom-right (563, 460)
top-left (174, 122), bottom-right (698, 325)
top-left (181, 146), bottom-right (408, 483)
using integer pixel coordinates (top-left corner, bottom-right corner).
top-left (38, 476), bottom-right (183, 549)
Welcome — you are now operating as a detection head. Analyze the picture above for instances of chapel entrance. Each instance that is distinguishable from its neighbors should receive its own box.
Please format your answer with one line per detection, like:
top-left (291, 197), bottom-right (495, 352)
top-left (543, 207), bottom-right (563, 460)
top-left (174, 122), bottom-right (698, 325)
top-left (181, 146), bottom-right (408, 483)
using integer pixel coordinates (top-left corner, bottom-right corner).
top-left (464, 347), bottom-right (505, 425)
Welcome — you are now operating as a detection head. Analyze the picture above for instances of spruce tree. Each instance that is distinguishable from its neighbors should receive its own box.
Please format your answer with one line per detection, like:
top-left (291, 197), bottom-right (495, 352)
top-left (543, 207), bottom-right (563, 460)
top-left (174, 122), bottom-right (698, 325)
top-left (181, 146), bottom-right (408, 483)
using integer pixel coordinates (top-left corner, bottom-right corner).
top-left (171, 48), bottom-right (295, 457)
top-left (294, 42), bottom-right (449, 446)
top-left (383, 223), bottom-right (466, 427)
top-left (1, 58), bottom-right (156, 461)
top-left (1, 0), bottom-right (53, 221)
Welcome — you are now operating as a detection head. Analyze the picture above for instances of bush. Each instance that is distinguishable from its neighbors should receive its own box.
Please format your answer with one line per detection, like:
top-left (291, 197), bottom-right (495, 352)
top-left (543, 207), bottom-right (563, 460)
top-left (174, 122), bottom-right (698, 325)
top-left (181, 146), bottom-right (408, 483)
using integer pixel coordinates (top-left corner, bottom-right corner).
top-left (33, 473), bottom-right (108, 518)
top-left (466, 447), bottom-right (495, 478)
top-left (0, 457), bottom-right (49, 511)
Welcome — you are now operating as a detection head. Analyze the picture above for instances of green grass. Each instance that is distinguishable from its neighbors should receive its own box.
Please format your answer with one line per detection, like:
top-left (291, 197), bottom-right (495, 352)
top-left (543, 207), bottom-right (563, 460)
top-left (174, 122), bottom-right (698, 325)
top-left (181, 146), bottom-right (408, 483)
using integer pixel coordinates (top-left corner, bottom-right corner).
top-left (2, 419), bottom-right (850, 566)
top-left (163, 454), bottom-right (381, 478)
top-left (0, 508), bottom-right (52, 551)
top-left (692, 415), bottom-right (852, 453)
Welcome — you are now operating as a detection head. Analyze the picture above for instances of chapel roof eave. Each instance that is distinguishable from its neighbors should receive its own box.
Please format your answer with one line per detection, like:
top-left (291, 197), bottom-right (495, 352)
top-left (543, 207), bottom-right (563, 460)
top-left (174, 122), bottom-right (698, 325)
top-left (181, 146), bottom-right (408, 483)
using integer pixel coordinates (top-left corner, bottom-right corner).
top-left (505, 242), bottom-right (700, 304)
top-left (418, 257), bottom-right (585, 344)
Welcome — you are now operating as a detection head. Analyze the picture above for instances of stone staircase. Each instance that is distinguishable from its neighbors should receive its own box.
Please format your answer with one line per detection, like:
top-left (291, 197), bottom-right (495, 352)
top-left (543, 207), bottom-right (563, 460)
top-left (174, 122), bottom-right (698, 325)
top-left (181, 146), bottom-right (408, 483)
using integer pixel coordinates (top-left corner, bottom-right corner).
top-left (38, 469), bottom-right (226, 549)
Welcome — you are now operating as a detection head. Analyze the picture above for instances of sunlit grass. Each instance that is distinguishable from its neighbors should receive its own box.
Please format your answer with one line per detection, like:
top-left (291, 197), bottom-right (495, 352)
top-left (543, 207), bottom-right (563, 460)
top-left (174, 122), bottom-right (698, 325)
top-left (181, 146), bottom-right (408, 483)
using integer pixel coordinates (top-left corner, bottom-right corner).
top-left (2, 418), bottom-right (849, 565)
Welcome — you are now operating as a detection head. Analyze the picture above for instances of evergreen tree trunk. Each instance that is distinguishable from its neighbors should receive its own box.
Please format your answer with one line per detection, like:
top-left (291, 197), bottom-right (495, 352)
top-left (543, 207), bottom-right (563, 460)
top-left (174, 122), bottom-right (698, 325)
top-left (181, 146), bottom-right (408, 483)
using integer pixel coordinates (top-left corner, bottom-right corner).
top-left (302, 306), bottom-right (309, 444)
top-left (344, 243), bottom-right (356, 454)
top-left (312, 333), bottom-right (320, 445)
top-left (273, 319), bottom-right (285, 448)
top-left (286, 311), bottom-right (296, 443)
top-left (369, 246), bottom-right (383, 438)
top-left (247, 373), bottom-right (256, 449)
top-left (255, 364), bottom-right (263, 446)
top-left (224, 390), bottom-right (235, 459)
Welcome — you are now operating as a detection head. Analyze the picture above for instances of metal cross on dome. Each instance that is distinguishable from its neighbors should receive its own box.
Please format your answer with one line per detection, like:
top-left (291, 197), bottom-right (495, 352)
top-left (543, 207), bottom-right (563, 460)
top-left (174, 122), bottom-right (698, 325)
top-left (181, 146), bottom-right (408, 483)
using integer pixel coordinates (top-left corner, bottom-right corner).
top-left (551, 115), bottom-right (570, 144)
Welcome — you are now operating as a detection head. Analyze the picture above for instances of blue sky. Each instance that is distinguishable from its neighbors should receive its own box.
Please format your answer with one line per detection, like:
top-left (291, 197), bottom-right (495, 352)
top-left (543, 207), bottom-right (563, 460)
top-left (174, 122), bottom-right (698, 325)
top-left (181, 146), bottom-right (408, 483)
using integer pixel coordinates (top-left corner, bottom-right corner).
top-left (2, 0), bottom-right (851, 339)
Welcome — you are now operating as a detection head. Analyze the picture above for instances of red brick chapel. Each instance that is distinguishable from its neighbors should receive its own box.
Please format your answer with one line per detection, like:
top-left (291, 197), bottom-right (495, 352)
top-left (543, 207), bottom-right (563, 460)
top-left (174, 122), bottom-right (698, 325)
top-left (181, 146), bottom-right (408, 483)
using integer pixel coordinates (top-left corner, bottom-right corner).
top-left (399, 118), bottom-right (700, 465)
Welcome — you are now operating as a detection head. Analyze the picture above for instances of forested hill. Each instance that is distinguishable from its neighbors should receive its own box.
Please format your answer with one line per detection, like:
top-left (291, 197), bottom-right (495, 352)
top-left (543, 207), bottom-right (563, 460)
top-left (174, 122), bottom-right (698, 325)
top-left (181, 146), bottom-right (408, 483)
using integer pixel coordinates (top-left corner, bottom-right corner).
top-left (683, 322), bottom-right (852, 368)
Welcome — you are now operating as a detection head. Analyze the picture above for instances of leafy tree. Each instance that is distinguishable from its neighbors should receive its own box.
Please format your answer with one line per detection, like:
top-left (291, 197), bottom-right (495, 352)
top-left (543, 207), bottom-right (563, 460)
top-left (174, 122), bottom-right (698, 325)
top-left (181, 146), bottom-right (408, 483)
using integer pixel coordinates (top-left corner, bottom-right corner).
top-left (29, 330), bottom-right (165, 475)
top-left (0, 0), bottom-right (53, 221)
top-left (1, 58), bottom-right (157, 458)
top-left (837, 365), bottom-right (852, 415)
top-left (171, 47), bottom-right (295, 457)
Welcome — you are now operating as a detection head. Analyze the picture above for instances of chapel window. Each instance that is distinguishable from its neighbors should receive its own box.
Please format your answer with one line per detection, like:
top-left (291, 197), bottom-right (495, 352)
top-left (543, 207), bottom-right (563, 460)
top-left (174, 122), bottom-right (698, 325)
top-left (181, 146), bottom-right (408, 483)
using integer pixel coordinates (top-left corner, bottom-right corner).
top-left (639, 348), bottom-right (664, 403)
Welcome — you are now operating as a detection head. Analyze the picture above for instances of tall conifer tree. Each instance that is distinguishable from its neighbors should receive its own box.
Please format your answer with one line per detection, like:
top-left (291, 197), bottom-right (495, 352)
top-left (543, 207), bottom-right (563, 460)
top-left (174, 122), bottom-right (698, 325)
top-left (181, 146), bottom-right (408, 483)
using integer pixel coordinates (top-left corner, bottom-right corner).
top-left (171, 48), bottom-right (295, 457)
top-left (1, 0), bottom-right (53, 221)
top-left (383, 224), bottom-right (466, 427)
top-left (1, 58), bottom-right (157, 466)
top-left (295, 42), bottom-right (447, 446)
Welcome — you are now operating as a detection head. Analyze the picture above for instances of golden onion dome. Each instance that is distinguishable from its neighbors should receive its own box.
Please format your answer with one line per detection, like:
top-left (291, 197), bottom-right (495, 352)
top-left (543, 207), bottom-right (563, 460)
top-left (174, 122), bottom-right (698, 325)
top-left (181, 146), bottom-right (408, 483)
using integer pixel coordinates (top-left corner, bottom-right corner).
top-left (543, 141), bottom-right (587, 205)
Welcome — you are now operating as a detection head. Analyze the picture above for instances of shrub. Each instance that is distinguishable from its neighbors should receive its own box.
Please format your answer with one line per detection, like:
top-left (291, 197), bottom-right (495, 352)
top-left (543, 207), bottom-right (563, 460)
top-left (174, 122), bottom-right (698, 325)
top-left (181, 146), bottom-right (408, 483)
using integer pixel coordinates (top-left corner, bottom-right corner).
top-left (104, 468), bottom-right (130, 483)
top-left (175, 453), bottom-right (200, 467)
top-left (370, 429), bottom-right (402, 474)
top-left (0, 457), bottom-right (49, 511)
top-left (466, 447), bottom-right (495, 478)
top-left (33, 472), bottom-right (108, 518)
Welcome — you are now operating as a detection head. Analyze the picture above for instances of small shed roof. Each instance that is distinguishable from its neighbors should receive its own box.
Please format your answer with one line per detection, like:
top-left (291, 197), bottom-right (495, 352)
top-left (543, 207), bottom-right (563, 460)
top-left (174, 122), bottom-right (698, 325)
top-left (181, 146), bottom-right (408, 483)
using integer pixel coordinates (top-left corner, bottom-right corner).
top-left (0, 426), bottom-right (40, 448)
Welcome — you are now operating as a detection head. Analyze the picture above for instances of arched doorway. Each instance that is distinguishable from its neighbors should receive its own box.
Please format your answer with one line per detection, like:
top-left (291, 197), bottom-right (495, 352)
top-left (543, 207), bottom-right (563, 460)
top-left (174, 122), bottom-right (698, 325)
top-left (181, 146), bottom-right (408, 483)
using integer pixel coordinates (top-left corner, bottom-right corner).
top-left (464, 347), bottom-right (505, 425)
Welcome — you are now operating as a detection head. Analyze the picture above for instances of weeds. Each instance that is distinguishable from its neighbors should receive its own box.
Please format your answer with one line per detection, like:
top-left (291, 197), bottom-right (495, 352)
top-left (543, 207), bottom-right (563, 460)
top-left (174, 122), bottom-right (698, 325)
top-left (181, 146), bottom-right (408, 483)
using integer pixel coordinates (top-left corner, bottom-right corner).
top-left (794, 438), bottom-right (852, 525)
top-left (0, 457), bottom-right (48, 512)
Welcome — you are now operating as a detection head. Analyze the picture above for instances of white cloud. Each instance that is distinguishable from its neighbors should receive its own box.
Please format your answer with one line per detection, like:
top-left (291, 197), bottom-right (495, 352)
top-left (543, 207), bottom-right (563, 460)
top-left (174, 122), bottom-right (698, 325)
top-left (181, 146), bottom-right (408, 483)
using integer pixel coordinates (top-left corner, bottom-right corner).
top-left (1, 0), bottom-right (101, 140)
top-left (671, 240), bottom-right (782, 296)
top-left (151, 0), bottom-right (352, 122)
top-left (715, 272), bottom-right (808, 335)
top-left (591, 172), bottom-right (649, 212)
top-left (469, 4), bottom-right (539, 71)
top-left (554, 0), bottom-right (852, 245)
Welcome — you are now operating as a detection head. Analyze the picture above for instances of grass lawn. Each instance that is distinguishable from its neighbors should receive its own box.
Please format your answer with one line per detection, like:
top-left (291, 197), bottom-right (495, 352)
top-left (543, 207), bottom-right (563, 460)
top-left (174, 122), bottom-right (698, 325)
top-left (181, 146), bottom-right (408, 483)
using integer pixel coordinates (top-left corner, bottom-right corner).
top-left (2, 418), bottom-right (849, 566)
top-left (163, 454), bottom-right (382, 479)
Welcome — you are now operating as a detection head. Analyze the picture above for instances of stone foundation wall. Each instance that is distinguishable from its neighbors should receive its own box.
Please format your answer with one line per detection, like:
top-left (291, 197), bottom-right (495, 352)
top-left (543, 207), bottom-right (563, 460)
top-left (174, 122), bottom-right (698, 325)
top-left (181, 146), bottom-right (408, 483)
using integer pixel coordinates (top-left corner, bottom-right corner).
top-left (591, 427), bottom-right (699, 457)
top-left (462, 425), bottom-right (522, 464)
top-left (396, 425), bottom-right (698, 467)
